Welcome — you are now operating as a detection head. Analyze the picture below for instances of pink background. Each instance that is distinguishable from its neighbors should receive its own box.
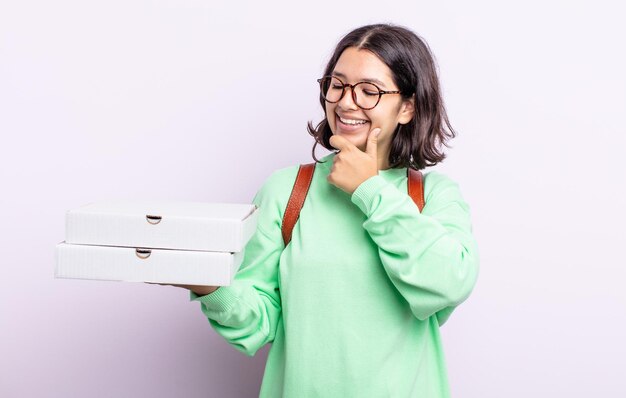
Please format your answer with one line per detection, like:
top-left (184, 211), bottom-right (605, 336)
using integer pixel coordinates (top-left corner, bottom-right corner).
top-left (2, 0), bottom-right (625, 396)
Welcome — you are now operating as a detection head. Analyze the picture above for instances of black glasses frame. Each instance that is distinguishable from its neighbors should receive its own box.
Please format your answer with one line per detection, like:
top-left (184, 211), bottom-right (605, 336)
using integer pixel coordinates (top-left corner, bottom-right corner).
top-left (317, 75), bottom-right (402, 110)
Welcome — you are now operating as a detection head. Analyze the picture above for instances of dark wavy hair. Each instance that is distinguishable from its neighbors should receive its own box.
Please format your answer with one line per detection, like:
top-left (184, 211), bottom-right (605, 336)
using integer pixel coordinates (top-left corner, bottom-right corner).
top-left (307, 23), bottom-right (456, 170)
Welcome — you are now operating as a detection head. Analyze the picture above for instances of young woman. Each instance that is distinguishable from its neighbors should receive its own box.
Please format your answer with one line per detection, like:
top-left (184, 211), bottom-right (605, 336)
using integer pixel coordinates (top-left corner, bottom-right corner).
top-left (176, 23), bottom-right (479, 397)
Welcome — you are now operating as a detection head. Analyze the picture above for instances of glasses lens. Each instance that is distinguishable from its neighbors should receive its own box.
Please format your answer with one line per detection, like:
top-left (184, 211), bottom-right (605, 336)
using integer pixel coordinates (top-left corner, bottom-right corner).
top-left (320, 76), bottom-right (344, 103)
top-left (354, 82), bottom-right (380, 109)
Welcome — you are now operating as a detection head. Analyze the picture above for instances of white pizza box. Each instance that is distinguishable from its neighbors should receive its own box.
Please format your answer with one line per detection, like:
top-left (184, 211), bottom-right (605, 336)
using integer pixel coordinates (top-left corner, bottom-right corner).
top-left (55, 242), bottom-right (244, 285)
top-left (65, 200), bottom-right (259, 252)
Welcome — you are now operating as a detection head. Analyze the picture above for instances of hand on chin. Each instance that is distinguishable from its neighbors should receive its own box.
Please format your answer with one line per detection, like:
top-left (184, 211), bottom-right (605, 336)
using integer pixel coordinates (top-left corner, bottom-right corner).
top-left (334, 132), bottom-right (367, 152)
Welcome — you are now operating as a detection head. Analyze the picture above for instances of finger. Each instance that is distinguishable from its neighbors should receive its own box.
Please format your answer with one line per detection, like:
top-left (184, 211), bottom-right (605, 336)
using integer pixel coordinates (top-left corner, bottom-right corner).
top-left (365, 128), bottom-right (381, 157)
top-left (329, 134), bottom-right (352, 151)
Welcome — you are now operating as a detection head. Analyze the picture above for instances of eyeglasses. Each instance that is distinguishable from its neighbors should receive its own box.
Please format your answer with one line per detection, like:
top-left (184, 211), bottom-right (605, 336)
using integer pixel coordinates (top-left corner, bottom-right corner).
top-left (317, 75), bottom-right (402, 110)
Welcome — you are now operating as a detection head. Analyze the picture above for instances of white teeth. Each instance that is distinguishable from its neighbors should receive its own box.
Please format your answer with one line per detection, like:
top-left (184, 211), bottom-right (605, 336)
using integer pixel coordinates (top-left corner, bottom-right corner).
top-left (339, 116), bottom-right (368, 125)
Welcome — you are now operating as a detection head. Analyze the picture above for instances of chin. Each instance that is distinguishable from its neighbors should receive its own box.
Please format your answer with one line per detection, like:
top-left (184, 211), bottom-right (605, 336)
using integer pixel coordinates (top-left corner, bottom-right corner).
top-left (330, 123), bottom-right (367, 149)
top-left (341, 134), bottom-right (367, 150)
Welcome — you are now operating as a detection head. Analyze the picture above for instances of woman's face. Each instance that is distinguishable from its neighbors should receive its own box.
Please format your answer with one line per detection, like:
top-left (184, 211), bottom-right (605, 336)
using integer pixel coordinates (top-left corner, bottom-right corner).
top-left (325, 46), bottom-right (414, 158)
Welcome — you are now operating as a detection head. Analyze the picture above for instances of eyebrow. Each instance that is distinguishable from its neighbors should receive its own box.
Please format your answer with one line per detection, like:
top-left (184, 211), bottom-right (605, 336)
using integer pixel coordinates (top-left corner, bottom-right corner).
top-left (332, 71), bottom-right (388, 88)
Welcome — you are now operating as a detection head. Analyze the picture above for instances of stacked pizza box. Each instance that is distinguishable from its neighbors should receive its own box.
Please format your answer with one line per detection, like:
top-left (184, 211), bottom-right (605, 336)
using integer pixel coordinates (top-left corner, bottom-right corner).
top-left (55, 200), bottom-right (259, 285)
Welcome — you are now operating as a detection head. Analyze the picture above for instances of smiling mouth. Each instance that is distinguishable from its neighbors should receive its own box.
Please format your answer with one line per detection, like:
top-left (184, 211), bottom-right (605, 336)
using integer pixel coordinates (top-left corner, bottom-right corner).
top-left (337, 114), bottom-right (369, 126)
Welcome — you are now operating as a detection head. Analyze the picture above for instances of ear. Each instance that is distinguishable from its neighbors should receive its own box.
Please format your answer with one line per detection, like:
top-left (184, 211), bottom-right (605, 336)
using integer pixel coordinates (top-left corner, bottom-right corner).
top-left (397, 95), bottom-right (415, 125)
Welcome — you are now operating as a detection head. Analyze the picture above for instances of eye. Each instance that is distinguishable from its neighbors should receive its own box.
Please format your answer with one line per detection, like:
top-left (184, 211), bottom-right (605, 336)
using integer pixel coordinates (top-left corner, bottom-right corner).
top-left (362, 90), bottom-right (378, 96)
top-left (331, 84), bottom-right (343, 90)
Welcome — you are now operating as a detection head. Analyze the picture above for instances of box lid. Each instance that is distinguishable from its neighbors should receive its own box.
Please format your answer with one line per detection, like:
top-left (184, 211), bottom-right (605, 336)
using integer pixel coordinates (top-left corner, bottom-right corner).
top-left (65, 200), bottom-right (259, 252)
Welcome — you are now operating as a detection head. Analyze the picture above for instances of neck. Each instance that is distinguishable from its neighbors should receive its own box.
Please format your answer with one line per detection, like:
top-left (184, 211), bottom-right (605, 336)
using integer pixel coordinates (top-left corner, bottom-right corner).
top-left (377, 145), bottom-right (391, 170)
top-left (378, 156), bottom-right (390, 170)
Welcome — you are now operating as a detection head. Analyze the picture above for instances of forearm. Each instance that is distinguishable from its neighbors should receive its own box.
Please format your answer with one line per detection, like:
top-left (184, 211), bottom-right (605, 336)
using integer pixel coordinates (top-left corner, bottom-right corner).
top-left (193, 283), bottom-right (282, 357)
top-left (351, 172), bottom-right (479, 321)
top-left (190, 225), bottom-right (285, 357)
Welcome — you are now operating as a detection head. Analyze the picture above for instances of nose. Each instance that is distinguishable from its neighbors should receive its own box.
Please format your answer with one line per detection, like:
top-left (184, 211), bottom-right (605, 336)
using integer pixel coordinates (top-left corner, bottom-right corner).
top-left (337, 86), bottom-right (358, 111)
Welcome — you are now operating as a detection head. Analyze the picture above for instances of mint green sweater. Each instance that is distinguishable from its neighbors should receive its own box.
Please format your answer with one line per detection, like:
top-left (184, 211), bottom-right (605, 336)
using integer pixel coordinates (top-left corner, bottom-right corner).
top-left (191, 152), bottom-right (479, 397)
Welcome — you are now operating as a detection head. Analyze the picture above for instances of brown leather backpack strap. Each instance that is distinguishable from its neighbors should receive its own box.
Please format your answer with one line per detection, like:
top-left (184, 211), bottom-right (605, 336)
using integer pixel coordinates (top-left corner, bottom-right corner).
top-left (407, 168), bottom-right (425, 212)
top-left (282, 163), bottom-right (316, 246)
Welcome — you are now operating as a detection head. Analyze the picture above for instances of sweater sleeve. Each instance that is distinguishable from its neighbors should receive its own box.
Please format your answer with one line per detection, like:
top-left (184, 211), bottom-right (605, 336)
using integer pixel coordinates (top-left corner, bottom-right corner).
top-left (189, 170), bottom-right (290, 356)
top-left (350, 171), bottom-right (479, 325)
